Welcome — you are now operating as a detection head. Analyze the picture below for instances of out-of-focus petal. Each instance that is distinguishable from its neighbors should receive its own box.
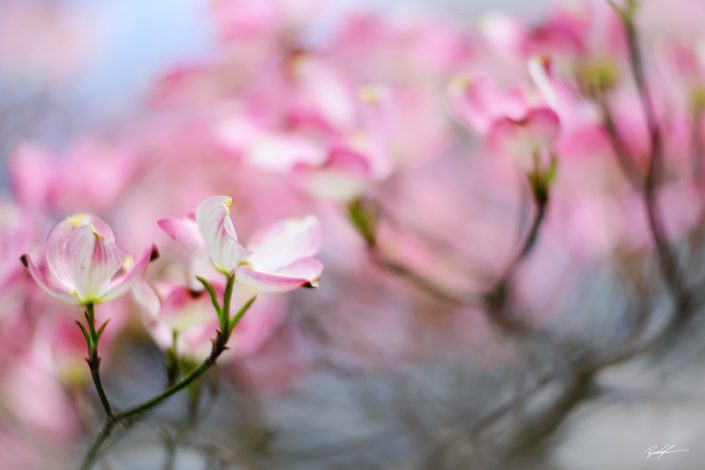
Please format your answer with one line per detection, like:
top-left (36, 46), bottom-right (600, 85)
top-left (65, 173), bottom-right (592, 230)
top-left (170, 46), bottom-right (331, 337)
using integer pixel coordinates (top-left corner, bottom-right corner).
top-left (132, 280), bottom-right (161, 319)
top-left (245, 134), bottom-right (327, 172)
top-left (0, 202), bottom-right (31, 292)
top-left (292, 147), bottom-right (372, 200)
top-left (20, 255), bottom-right (78, 304)
top-left (101, 244), bottom-right (159, 302)
top-left (8, 142), bottom-right (55, 209)
top-left (159, 286), bottom-right (218, 331)
top-left (237, 258), bottom-right (323, 293)
top-left (227, 291), bottom-right (285, 358)
top-left (157, 216), bottom-right (205, 256)
top-left (247, 215), bottom-right (322, 272)
top-left (448, 74), bottom-right (528, 134)
top-left (487, 107), bottom-right (561, 168)
top-left (195, 196), bottom-right (249, 273)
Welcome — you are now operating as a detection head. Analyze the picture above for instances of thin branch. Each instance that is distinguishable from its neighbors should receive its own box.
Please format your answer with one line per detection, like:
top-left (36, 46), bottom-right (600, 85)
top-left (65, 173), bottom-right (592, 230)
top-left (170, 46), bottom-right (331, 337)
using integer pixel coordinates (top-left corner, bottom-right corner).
top-left (80, 274), bottom-right (254, 469)
top-left (623, 14), bottom-right (690, 315)
top-left (83, 303), bottom-right (114, 420)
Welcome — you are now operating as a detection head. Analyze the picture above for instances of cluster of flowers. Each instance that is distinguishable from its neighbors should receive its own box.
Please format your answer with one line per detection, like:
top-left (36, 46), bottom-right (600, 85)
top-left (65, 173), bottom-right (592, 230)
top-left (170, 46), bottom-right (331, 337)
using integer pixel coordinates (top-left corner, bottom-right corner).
top-left (2, 0), bottom-right (705, 466)
top-left (2, 193), bottom-right (323, 464)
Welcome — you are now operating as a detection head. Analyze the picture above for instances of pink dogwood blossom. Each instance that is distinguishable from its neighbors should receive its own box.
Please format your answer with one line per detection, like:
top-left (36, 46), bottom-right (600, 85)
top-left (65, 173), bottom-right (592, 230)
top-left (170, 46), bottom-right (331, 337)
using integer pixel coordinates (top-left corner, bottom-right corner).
top-left (448, 74), bottom-right (561, 169)
top-left (21, 214), bottom-right (158, 305)
top-left (134, 280), bottom-right (285, 361)
top-left (159, 196), bottom-right (323, 291)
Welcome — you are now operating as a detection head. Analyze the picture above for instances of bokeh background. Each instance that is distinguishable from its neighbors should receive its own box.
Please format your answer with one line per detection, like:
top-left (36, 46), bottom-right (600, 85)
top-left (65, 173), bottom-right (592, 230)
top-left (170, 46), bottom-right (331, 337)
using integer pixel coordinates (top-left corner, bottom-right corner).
top-left (2, 0), bottom-right (705, 469)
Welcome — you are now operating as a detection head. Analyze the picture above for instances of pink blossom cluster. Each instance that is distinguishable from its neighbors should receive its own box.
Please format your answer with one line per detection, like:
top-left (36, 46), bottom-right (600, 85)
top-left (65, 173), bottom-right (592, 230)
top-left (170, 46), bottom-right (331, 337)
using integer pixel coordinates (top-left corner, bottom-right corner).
top-left (1, 0), bottom-right (705, 467)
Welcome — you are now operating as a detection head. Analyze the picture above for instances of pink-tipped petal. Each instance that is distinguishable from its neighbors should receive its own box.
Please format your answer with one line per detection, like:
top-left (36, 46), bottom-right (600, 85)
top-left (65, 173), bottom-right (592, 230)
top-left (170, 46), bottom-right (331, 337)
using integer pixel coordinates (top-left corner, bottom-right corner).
top-left (195, 196), bottom-right (249, 273)
top-left (157, 216), bottom-right (205, 256)
top-left (228, 293), bottom-right (285, 358)
top-left (245, 134), bottom-right (327, 172)
top-left (45, 214), bottom-right (116, 289)
top-left (487, 107), bottom-right (560, 167)
top-left (20, 255), bottom-right (78, 304)
top-left (159, 285), bottom-right (220, 331)
top-left (448, 74), bottom-right (528, 134)
top-left (132, 280), bottom-right (161, 319)
top-left (273, 258), bottom-right (324, 285)
top-left (237, 258), bottom-right (323, 293)
top-left (102, 244), bottom-right (159, 302)
top-left (9, 142), bottom-right (55, 209)
top-left (247, 215), bottom-right (322, 272)
top-left (66, 226), bottom-right (125, 301)
top-left (293, 147), bottom-right (373, 200)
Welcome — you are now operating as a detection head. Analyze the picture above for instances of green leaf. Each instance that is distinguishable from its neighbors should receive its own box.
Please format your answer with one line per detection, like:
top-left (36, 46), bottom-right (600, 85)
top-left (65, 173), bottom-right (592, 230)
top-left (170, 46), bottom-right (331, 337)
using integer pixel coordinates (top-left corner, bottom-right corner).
top-left (196, 276), bottom-right (221, 318)
top-left (96, 319), bottom-right (111, 341)
top-left (228, 296), bottom-right (257, 334)
top-left (545, 154), bottom-right (559, 186)
top-left (347, 197), bottom-right (378, 246)
top-left (221, 274), bottom-right (236, 328)
top-left (75, 320), bottom-right (92, 349)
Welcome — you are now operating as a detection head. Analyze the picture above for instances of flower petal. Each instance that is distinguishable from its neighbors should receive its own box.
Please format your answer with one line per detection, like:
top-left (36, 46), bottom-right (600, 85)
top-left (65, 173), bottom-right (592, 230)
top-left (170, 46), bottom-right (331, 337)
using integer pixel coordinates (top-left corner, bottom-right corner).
top-left (132, 280), bottom-right (161, 319)
top-left (227, 292), bottom-right (285, 358)
top-left (158, 285), bottom-right (220, 331)
top-left (245, 133), bottom-right (327, 172)
top-left (101, 244), bottom-right (159, 302)
top-left (237, 258), bottom-right (323, 293)
top-left (20, 255), bottom-right (79, 304)
top-left (247, 215), bottom-right (322, 272)
top-left (195, 196), bottom-right (249, 273)
top-left (487, 107), bottom-right (560, 168)
top-left (45, 214), bottom-right (116, 288)
top-left (292, 147), bottom-right (373, 200)
top-left (157, 216), bottom-right (206, 256)
top-left (448, 74), bottom-right (528, 134)
top-left (66, 226), bottom-right (125, 301)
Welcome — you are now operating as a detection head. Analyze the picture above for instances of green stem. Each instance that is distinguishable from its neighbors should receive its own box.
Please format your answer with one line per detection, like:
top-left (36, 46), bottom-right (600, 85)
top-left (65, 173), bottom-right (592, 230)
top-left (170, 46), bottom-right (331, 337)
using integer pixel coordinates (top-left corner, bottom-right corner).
top-left (503, 191), bottom-right (548, 281)
top-left (369, 247), bottom-right (477, 305)
top-left (83, 303), bottom-right (114, 419)
top-left (597, 96), bottom-right (643, 188)
top-left (114, 333), bottom-right (228, 423)
top-left (484, 192), bottom-right (548, 333)
top-left (80, 274), bottom-right (254, 469)
top-left (80, 420), bottom-right (116, 470)
top-left (221, 274), bottom-right (236, 331)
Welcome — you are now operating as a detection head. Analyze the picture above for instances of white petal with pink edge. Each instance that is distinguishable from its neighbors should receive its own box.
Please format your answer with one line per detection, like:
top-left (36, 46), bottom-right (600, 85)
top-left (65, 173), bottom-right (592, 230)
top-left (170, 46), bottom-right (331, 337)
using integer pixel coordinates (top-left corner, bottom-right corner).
top-left (487, 107), bottom-right (561, 169)
top-left (247, 215), bottom-right (322, 273)
top-left (236, 258), bottom-right (323, 293)
top-left (102, 244), bottom-right (159, 302)
top-left (157, 216), bottom-right (205, 256)
top-left (20, 255), bottom-right (79, 304)
top-left (195, 196), bottom-right (250, 274)
top-left (45, 214), bottom-right (116, 290)
top-left (66, 226), bottom-right (126, 301)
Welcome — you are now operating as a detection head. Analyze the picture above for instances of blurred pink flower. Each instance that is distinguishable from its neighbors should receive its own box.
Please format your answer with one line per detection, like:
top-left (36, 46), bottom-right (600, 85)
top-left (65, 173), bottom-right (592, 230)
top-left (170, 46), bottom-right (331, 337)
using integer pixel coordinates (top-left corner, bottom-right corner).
top-left (0, 201), bottom-right (32, 293)
top-left (448, 74), bottom-right (530, 135)
top-left (0, 2), bottom-right (93, 85)
top-left (448, 74), bottom-right (561, 168)
top-left (0, 352), bottom-right (79, 439)
top-left (30, 301), bottom-right (127, 386)
top-left (133, 280), bottom-right (286, 361)
top-left (487, 107), bottom-right (561, 170)
top-left (9, 139), bottom-right (138, 214)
